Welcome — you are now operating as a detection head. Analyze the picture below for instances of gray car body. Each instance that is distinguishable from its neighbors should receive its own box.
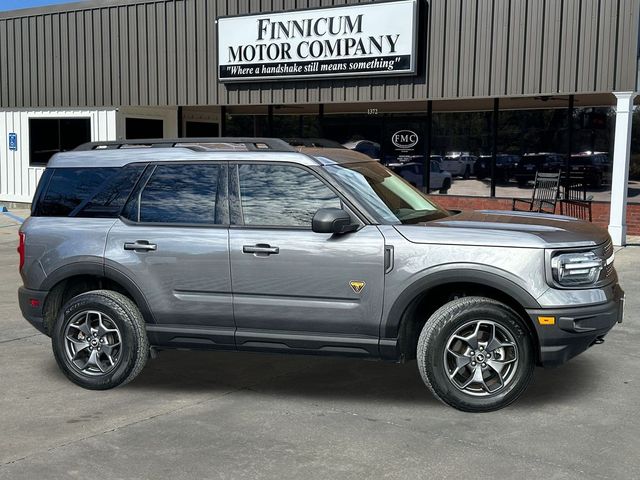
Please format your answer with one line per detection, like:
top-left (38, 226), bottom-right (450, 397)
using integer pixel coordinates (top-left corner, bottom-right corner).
top-left (19, 147), bottom-right (623, 366)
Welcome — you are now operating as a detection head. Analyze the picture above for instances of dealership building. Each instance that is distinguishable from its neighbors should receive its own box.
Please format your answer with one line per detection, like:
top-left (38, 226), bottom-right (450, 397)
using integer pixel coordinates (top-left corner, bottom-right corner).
top-left (0, 0), bottom-right (639, 244)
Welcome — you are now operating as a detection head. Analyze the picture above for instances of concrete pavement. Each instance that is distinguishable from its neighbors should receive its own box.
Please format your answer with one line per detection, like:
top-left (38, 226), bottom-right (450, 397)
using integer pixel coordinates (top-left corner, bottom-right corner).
top-left (1, 210), bottom-right (639, 479)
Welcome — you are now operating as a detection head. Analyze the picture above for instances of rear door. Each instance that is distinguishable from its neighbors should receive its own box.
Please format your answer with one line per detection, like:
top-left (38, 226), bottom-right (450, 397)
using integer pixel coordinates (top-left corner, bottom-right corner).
top-left (105, 162), bottom-right (235, 348)
top-left (228, 162), bottom-right (386, 357)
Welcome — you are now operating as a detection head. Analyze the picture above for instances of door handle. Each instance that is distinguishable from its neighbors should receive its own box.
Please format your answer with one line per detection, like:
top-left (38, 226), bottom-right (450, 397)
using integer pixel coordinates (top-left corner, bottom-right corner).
top-left (243, 244), bottom-right (279, 256)
top-left (124, 241), bottom-right (157, 252)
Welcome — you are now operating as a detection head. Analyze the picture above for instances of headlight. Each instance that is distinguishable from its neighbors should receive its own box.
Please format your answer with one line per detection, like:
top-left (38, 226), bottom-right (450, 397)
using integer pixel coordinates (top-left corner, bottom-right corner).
top-left (551, 251), bottom-right (604, 286)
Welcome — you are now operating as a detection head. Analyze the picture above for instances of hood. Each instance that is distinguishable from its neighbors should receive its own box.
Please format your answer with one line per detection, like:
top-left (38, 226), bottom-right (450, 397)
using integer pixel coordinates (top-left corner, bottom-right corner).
top-left (394, 210), bottom-right (610, 249)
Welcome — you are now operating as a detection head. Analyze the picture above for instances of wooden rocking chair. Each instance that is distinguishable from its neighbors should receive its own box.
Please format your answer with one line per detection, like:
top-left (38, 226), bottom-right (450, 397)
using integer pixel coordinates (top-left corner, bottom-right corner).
top-left (512, 171), bottom-right (561, 214)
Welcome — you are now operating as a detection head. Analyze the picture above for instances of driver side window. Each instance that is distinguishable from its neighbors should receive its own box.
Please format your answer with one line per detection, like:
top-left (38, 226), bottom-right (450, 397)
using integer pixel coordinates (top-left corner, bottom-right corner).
top-left (235, 164), bottom-right (341, 227)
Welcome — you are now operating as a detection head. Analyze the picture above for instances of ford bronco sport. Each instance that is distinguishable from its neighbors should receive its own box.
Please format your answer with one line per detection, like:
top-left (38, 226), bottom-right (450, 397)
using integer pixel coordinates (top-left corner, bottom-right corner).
top-left (18, 138), bottom-right (624, 412)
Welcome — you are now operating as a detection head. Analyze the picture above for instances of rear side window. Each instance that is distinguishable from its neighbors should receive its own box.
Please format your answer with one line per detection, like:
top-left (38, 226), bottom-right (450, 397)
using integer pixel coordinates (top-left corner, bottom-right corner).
top-left (34, 168), bottom-right (118, 217)
top-left (77, 166), bottom-right (146, 218)
top-left (126, 164), bottom-right (225, 225)
top-left (33, 166), bottom-right (145, 218)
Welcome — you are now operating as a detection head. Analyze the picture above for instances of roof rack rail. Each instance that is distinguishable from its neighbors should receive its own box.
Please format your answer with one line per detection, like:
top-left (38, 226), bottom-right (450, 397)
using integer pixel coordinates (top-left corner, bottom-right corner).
top-left (74, 137), bottom-right (296, 152)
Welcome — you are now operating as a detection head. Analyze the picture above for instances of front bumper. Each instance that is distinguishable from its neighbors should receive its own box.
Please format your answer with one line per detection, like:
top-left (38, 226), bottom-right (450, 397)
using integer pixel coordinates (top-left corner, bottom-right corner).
top-left (18, 286), bottom-right (49, 335)
top-left (527, 284), bottom-right (624, 367)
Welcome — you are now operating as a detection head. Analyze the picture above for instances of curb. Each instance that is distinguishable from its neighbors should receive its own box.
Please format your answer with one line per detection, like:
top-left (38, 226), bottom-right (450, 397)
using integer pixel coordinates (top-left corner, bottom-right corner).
top-left (1, 210), bottom-right (26, 223)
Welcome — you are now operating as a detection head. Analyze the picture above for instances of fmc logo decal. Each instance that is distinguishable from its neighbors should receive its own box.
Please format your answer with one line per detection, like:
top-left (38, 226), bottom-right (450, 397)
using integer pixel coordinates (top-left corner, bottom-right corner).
top-left (392, 130), bottom-right (419, 149)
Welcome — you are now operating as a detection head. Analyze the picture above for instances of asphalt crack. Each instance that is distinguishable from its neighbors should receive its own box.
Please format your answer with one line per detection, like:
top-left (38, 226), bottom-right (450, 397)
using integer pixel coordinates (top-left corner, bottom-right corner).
top-left (0, 334), bottom-right (41, 345)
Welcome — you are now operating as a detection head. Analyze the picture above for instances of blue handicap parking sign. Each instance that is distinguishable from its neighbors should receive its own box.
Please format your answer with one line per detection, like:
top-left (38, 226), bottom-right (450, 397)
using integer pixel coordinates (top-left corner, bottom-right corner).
top-left (8, 133), bottom-right (17, 151)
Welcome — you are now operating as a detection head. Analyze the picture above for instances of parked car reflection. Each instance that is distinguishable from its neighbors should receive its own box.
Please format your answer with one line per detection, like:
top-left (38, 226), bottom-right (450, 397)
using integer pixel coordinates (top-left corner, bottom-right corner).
top-left (387, 161), bottom-right (453, 194)
top-left (513, 153), bottom-right (565, 186)
top-left (440, 153), bottom-right (478, 179)
top-left (474, 154), bottom-right (520, 182)
top-left (570, 152), bottom-right (611, 188)
top-left (343, 139), bottom-right (381, 160)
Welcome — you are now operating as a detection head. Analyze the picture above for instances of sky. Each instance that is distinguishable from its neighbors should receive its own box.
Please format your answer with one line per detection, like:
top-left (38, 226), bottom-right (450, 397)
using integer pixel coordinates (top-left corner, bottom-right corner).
top-left (0, 0), bottom-right (80, 12)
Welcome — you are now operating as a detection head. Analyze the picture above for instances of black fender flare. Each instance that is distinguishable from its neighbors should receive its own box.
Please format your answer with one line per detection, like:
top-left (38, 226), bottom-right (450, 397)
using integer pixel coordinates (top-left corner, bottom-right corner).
top-left (39, 261), bottom-right (155, 324)
top-left (380, 266), bottom-right (542, 341)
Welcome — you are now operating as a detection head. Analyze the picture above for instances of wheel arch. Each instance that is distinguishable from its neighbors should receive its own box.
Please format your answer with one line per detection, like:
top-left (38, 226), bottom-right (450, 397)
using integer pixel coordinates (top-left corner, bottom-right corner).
top-left (40, 263), bottom-right (155, 335)
top-left (381, 269), bottom-right (541, 362)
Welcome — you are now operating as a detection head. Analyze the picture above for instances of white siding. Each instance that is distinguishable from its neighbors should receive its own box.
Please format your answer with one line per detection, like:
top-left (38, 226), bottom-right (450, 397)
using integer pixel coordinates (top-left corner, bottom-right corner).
top-left (0, 109), bottom-right (117, 203)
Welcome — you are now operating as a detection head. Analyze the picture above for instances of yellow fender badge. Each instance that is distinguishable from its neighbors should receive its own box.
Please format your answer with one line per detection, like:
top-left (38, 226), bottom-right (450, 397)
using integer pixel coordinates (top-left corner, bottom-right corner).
top-left (350, 281), bottom-right (366, 294)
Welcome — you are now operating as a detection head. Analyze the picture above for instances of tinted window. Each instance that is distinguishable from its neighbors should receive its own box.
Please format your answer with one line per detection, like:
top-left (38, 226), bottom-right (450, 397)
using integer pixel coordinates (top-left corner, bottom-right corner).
top-left (77, 166), bottom-right (146, 218)
top-left (34, 168), bottom-right (118, 217)
top-left (138, 164), bottom-right (222, 224)
top-left (125, 117), bottom-right (164, 140)
top-left (185, 121), bottom-right (219, 137)
top-left (237, 164), bottom-right (340, 227)
top-left (29, 118), bottom-right (91, 166)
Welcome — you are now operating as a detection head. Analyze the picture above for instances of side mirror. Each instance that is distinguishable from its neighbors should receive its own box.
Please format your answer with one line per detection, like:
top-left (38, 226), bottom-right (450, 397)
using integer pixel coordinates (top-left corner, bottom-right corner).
top-left (312, 208), bottom-right (358, 234)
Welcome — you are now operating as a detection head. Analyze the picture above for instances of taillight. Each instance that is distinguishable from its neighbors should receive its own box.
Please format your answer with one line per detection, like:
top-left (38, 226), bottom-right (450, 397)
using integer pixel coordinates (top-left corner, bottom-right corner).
top-left (18, 232), bottom-right (25, 272)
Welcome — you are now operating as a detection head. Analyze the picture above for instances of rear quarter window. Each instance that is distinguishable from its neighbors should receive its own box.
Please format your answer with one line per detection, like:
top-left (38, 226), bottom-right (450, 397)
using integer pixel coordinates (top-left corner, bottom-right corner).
top-left (33, 166), bottom-right (145, 218)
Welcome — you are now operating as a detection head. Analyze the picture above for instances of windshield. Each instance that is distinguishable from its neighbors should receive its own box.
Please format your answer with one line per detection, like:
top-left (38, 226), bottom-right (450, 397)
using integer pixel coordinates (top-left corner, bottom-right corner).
top-left (325, 162), bottom-right (451, 224)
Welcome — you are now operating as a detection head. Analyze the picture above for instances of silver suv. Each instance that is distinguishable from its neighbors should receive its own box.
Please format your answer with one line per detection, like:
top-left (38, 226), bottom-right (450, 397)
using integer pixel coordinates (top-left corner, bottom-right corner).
top-left (18, 138), bottom-right (624, 412)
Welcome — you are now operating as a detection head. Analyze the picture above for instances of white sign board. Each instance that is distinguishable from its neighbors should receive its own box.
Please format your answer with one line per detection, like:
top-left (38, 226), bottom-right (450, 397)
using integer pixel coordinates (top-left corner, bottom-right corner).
top-left (217, 0), bottom-right (418, 82)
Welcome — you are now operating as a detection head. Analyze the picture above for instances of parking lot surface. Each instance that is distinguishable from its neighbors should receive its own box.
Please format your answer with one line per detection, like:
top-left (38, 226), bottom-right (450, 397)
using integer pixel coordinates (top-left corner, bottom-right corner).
top-left (1, 210), bottom-right (639, 479)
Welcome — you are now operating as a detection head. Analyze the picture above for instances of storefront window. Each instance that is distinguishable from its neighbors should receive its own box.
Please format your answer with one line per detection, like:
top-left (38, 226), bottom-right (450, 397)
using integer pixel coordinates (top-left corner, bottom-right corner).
top-left (221, 101), bottom-right (621, 208)
top-left (272, 115), bottom-right (322, 139)
top-left (495, 105), bottom-right (614, 206)
top-left (431, 111), bottom-right (492, 197)
top-left (224, 106), bottom-right (269, 137)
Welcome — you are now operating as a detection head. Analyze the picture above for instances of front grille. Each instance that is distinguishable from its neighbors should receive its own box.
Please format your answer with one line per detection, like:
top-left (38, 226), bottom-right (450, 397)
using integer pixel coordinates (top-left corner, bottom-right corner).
top-left (604, 263), bottom-right (614, 278)
top-left (597, 239), bottom-right (615, 283)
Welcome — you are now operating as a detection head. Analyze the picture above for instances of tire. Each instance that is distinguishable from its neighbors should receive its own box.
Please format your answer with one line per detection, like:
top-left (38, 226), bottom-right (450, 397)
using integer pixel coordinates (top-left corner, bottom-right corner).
top-left (439, 179), bottom-right (451, 194)
top-left (417, 296), bottom-right (534, 412)
top-left (463, 166), bottom-right (470, 180)
top-left (52, 290), bottom-right (149, 390)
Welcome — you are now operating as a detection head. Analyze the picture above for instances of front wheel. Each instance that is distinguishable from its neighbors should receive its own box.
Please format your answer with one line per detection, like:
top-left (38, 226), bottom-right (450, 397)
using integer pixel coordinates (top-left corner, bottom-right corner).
top-left (52, 290), bottom-right (149, 390)
top-left (417, 297), bottom-right (534, 412)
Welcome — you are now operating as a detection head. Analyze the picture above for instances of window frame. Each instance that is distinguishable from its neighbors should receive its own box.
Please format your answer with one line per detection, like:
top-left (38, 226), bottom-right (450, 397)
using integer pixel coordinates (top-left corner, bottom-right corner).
top-left (28, 117), bottom-right (92, 167)
top-left (228, 161), bottom-right (365, 230)
top-left (120, 161), bottom-right (230, 228)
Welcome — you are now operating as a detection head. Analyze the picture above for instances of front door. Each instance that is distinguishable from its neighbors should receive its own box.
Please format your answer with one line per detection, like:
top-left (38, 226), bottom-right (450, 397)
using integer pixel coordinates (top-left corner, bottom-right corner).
top-left (229, 163), bottom-right (386, 357)
top-left (105, 162), bottom-right (235, 348)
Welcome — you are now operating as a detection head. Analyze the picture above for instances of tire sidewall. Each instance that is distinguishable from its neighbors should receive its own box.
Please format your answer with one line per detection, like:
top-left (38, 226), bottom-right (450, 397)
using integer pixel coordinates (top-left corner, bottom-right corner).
top-left (52, 293), bottom-right (140, 390)
top-left (421, 300), bottom-right (534, 412)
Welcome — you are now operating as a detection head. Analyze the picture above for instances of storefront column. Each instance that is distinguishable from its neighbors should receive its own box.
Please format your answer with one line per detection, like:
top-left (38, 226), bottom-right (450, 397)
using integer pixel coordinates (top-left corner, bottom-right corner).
top-left (220, 106), bottom-right (227, 136)
top-left (608, 91), bottom-right (637, 246)
top-left (490, 98), bottom-right (499, 197)
top-left (423, 100), bottom-right (432, 194)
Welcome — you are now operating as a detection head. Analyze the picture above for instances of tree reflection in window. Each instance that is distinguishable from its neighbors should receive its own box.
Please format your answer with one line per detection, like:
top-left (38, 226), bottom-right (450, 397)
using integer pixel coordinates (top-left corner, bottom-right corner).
top-left (238, 164), bottom-right (341, 227)
top-left (140, 164), bottom-right (219, 224)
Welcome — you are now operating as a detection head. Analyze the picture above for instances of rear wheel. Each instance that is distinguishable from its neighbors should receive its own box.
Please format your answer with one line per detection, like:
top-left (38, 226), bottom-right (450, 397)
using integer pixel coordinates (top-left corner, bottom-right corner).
top-left (439, 179), bottom-right (451, 194)
top-left (52, 290), bottom-right (149, 390)
top-left (417, 297), bottom-right (534, 412)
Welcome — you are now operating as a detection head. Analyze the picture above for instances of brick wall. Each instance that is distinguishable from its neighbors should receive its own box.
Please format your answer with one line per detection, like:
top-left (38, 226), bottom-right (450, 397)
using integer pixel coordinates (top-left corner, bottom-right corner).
top-left (430, 195), bottom-right (640, 235)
